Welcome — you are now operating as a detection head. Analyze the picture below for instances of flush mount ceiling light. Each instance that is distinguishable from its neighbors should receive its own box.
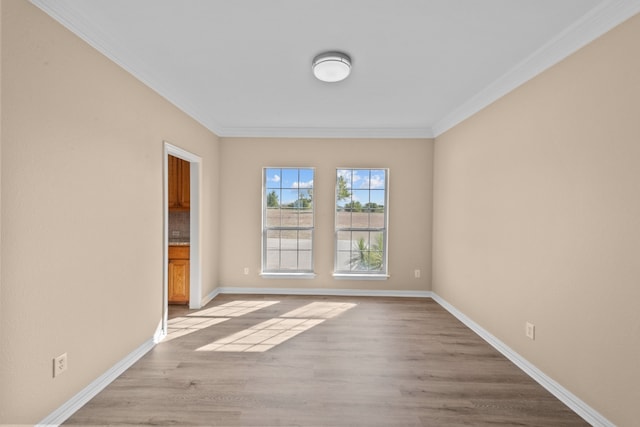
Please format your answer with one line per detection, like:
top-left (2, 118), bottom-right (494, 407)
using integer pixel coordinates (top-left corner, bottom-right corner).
top-left (312, 51), bottom-right (352, 83)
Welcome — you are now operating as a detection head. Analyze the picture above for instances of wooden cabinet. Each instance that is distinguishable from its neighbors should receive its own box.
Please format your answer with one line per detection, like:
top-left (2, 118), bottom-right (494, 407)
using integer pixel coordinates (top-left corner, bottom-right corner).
top-left (168, 246), bottom-right (189, 304)
top-left (168, 155), bottom-right (190, 211)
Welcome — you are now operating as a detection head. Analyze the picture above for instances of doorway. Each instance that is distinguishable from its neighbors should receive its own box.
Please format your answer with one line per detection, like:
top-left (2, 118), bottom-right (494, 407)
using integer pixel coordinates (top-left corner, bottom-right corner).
top-left (163, 142), bottom-right (202, 337)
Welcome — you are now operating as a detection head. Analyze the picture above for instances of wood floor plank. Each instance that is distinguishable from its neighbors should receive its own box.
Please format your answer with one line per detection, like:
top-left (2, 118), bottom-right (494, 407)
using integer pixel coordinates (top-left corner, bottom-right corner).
top-left (64, 295), bottom-right (588, 426)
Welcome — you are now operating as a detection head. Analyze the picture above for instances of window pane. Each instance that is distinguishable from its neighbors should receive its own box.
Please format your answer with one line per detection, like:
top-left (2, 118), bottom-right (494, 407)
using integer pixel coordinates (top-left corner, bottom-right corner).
top-left (336, 251), bottom-right (352, 272)
top-left (281, 169), bottom-right (298, 188)
top-left (279, 230), bottom-right (297, 249)
top-left (351, 189), bottom-right (369, 211)
top-left (265, 207), bottom-right (281, 227)
top-left (336, 231), bottom-right (351, 252)
top-left (281, 189), bottom-right (299, 207)
top-left (351, 212), bottom-right (369, 229)
top-left (281, 207), bottom-right (298, 228)
top-left (368, 251), bottom-right (384, 272)
top-left (280, 250), bottom-right (298, 270)
top-left (266, 169), bottom-right (282, 188)
top-left (369, 190), bottom-right (385, 209)
top-left (299, 210), bottom-right (313, 227)
top-left (352, 230), bottom-right (370, 247)
top-left (337, 170), bottom-right (352, 189)
top-left (299, 230), bottom-right (312, 250)
top-left (336, 210), bottom-right (351, 228)
top-left (370, 213), bottom-right (384, 229)
top-left (351, 170), bottom-right (365, 188)
top-left (298, 169), bottom-right (314, 188)
top-left (369, 170), bottom-right (386, 189)
top-left (266, 230), bottom-right (280, 250)
top-left (369, 231), bottom-right (384, 250)
top-left (298, 250), bottom-right (312, 271)
top-left (265, 250), bottom-right (280, 270)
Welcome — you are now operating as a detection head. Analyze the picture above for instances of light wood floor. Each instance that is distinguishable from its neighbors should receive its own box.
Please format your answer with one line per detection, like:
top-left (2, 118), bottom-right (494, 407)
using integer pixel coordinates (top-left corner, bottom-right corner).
top-left (65, 295), bottom-right (588, 426)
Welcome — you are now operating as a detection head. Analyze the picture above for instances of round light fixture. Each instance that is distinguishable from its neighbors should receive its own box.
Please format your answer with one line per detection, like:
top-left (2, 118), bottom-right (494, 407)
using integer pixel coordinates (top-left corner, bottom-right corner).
top-left (312, 51), bottom-right (352, 82)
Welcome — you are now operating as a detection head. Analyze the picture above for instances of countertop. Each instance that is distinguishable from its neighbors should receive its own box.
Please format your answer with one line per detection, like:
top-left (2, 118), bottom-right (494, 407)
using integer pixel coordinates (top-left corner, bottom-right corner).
top-left (168, 240), bottom-right (190, 246)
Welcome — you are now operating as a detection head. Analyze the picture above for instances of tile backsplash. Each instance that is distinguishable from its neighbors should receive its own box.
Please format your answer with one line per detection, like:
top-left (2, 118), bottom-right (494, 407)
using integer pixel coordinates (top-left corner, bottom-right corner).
top-left (169, 211), bottom-right (190, 241)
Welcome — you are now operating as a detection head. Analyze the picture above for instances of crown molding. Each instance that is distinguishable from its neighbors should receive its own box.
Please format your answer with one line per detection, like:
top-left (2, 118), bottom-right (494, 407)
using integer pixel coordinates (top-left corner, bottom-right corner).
top-left (31, 0), bottom-right (640, 140)
top-left (217, 125), bottom-right (434, 139)
top-left (432, 0), bottom-right (640, 137)
top-left (29, 0), bottom-right (227, 137)
top-left (30, 0), bottom-right (431, 140)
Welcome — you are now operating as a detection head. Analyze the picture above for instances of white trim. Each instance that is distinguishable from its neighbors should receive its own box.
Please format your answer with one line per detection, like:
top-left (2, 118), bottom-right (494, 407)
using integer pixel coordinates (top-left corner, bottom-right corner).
top-left (29, 0), bottom-right (226, 138)
top-left (37, 337), bottom-right (156, 427)
top-left (332, 273), bottom-right (389, 281)
top-left (163, 142), bottom-right (204, 340)
top-left (31, 0), bottom-right (640, 140)
top-left (260, 272), bottom-right (317, 279)
top-left (432, 0), bottom-right (640, 137)
top-left (201, 288), bottom-right (221, 307)
top-left (219, 126), bottom-right (434, 139)
top-left (431, 293), bottom-right (615, 427)
top-left (215, 286), bottom-right (432, 299)
top-left (38, 291), bottom-right (609, 426)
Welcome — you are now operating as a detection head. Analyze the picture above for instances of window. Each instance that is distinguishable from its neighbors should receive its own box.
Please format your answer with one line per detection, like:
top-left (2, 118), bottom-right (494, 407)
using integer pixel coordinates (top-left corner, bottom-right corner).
top-left (335, 169), bottom-right (388, 276)
top-left (263, 168), bottom-right (314, 274)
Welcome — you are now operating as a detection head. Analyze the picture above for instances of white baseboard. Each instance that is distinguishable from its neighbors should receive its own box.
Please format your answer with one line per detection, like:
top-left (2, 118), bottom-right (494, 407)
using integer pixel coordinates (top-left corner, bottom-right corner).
top-left (40, 290), bottom-right (609, 427)
top-left (201, 288), bottom-right (221, 306)
top-left (214, 286), bottom-right (432, 299)
top-left (37, 337), bottom-right (156, 427)
top-left (430, 292), bottom-right (614, 427)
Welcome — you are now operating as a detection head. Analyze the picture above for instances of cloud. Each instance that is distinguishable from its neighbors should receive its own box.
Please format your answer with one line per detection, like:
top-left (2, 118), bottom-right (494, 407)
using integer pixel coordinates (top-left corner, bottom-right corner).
top-left (338, 169), bottom-right (384, 189)
top-left (293, 180), bottom-right (314, 189)
top-left (271, 174), bottom-right (281, 183)
top-left (367, 174), bottom-right (385, 189)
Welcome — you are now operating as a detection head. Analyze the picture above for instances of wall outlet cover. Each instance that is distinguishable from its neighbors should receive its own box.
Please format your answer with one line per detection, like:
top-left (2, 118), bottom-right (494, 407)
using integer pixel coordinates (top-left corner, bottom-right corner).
top-left (54, 353), bottom-right (68, 377)
top-left (526, 322), bottom-right (535, 340)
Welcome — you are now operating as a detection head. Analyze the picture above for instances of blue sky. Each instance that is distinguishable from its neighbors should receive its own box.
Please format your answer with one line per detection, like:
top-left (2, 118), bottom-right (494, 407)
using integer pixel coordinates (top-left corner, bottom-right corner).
top-left (337, 169), bottom-right (386, 206)
top-left (265, 168), bottom-right (386, 206)
top-left (266, 168), bottom-right (314, 205)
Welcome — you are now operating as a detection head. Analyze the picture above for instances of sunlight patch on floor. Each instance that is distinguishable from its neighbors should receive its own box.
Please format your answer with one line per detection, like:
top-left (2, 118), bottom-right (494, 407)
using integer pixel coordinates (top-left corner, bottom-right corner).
top-left (164, 317), bottom-right (230, 342)
top-left (188, 300), bottom-right (279, 318)
top-left (196, 302), bottom-right (356, 352)
top-left (164, 301), bottom-right (280, 342)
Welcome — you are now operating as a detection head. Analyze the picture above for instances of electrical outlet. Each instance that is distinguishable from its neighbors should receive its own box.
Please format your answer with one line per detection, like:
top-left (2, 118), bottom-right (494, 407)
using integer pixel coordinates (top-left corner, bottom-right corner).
top-left (243, 267), bottom-right (249, 275)
top-left (53, 353), bottom-right (68, 377)
top-left (526, 322), bottom-right (535, 340)
top-left (414, 269), bottom-right (421, 279)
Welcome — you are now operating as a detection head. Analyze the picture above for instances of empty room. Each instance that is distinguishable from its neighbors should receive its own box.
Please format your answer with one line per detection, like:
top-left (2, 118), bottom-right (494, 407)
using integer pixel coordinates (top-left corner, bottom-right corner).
top-left (1, 0), bottom-right (639, 426)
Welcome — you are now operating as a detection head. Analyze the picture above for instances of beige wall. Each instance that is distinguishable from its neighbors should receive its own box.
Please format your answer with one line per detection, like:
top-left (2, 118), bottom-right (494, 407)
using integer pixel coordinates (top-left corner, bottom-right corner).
top-left (433, 13), bottom-right (640, 426)
top-left (3, 0), bottom-right (637, 424)
top-left (0, 0), bottom-right (220, 423)
top-left (219, 137), bottom-right (433, 292)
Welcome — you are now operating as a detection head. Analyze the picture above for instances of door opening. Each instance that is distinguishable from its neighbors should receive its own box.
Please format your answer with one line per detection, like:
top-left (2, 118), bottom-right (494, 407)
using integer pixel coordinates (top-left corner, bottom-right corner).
top-left (163, 142), bottom-right (202, 338)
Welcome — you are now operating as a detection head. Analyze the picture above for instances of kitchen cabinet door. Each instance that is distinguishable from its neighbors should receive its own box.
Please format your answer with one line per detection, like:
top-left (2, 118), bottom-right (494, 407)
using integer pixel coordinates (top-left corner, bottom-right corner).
top-left (168, 155), bottom-right (190, 211)
top-left (179, 160), bottom-right (190, 209)
top-left (168, 259), bottom-right (189, 304)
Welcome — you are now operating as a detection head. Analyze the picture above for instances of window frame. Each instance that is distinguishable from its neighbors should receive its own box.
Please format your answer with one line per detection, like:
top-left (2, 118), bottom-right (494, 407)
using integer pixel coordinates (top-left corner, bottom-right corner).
top-left (261, 167), bottom-right (316, 278)
top-left (333, 168), bottom-right (389, 279)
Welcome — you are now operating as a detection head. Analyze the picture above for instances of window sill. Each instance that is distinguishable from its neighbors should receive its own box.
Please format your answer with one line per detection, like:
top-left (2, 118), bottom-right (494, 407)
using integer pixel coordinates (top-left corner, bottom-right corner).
top-left (260, 272), bottom-right (317, 279)
top-left (332, 273), bottom-right (390, 281)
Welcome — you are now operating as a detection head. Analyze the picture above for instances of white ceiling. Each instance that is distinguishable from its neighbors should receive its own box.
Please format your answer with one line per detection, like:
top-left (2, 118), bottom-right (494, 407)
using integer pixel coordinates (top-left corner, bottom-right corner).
top-left (31, 0), bottom-right (640, 138)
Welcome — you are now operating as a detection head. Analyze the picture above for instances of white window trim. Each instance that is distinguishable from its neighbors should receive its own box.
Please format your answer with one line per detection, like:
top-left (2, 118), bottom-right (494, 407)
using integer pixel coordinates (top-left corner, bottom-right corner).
top-left (332, 273), bottom-right (389, 280)
top-left (260, 272), bottom-right (317, 279)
